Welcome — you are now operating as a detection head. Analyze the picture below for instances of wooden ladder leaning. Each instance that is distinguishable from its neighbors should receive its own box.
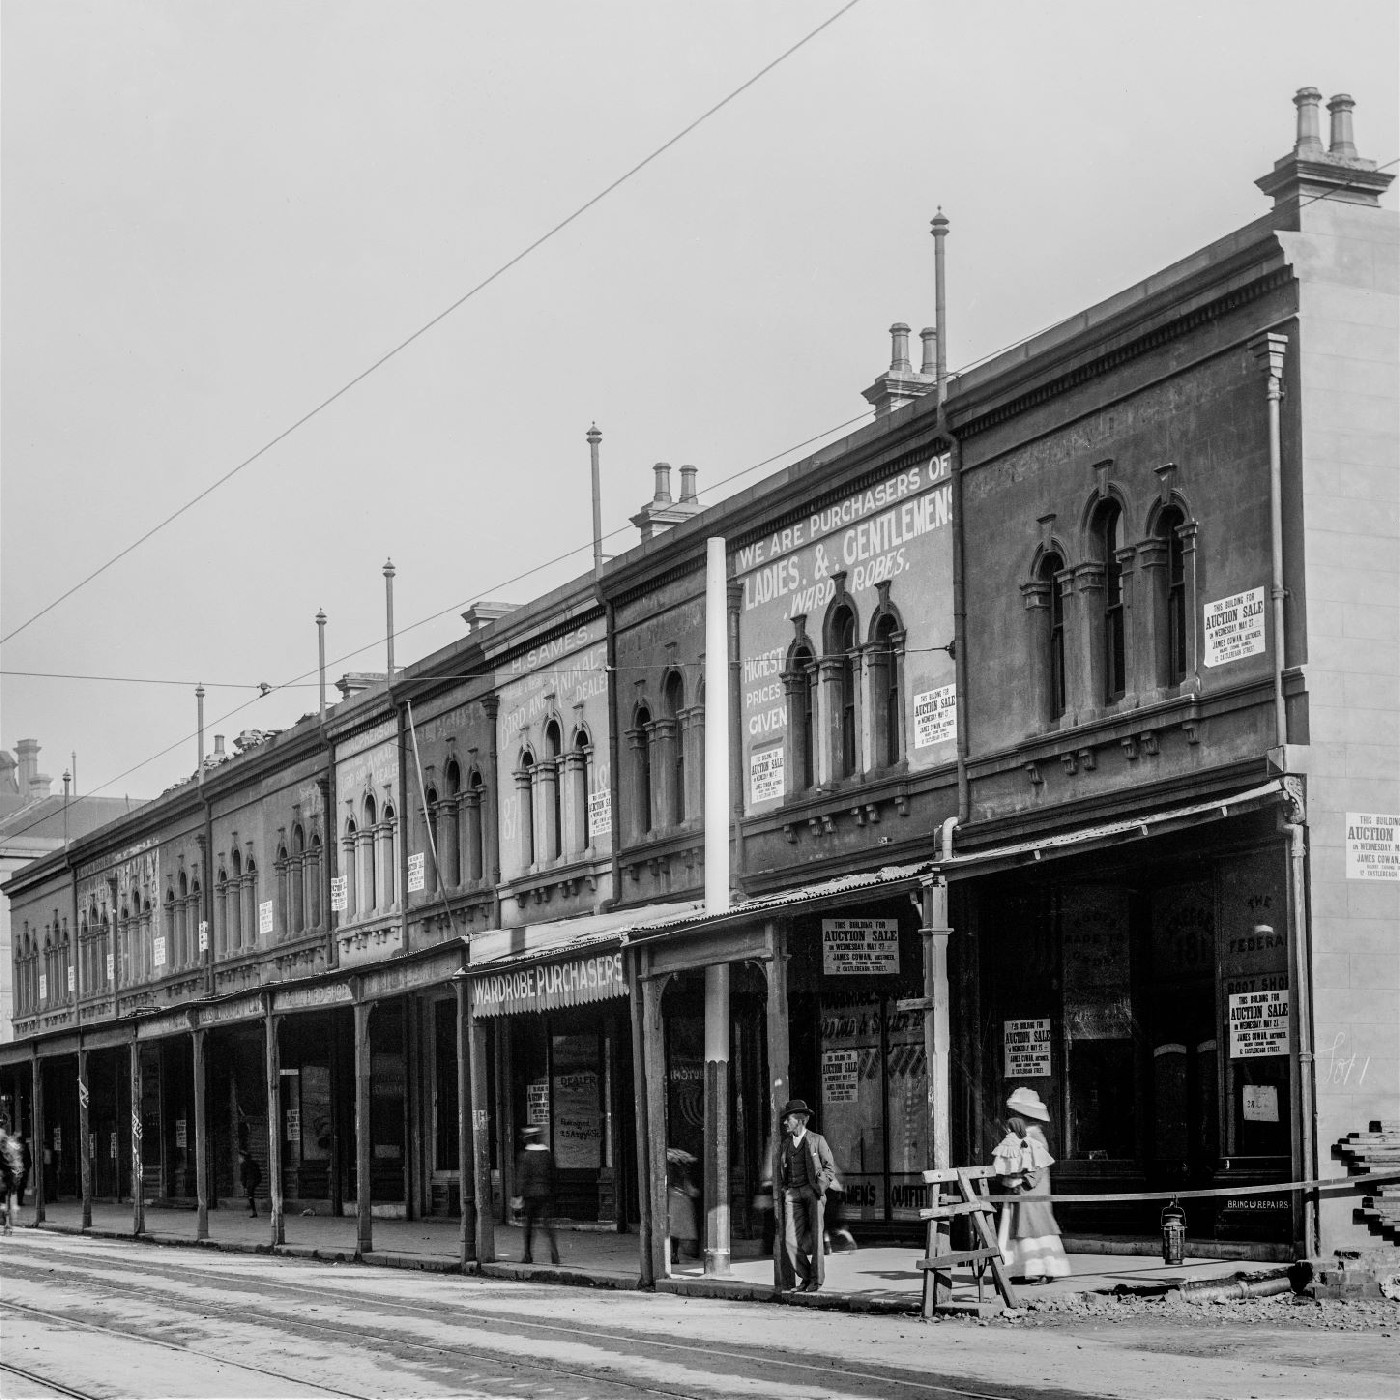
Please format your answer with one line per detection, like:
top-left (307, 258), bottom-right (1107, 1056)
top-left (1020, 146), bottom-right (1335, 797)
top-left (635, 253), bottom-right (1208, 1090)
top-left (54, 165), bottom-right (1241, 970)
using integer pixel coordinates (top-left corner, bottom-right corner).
top-left (918, 1165), bottom-right (1020, 1316)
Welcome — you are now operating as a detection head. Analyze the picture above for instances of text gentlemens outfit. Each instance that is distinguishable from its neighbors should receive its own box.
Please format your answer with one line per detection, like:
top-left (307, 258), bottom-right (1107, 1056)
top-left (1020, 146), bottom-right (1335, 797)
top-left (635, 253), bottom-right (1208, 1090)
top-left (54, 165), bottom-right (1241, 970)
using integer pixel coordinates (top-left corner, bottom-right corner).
top-left (777, 1127), bottom-right (837, 1288)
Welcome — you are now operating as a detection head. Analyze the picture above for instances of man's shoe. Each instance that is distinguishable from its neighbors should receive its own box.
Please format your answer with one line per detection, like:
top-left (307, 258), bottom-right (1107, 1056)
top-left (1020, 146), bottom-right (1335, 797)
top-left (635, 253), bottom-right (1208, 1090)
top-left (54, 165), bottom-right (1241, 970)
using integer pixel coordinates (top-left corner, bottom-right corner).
top-left (800, 1280), bottom-right (820, 1292)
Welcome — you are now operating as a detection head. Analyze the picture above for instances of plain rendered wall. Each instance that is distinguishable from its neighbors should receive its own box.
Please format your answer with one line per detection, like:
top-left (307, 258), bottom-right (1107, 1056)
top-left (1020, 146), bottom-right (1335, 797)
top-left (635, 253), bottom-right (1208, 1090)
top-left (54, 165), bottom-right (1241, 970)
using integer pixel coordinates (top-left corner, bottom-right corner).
top-left (1283, 198), bottom-right (1400, 1254)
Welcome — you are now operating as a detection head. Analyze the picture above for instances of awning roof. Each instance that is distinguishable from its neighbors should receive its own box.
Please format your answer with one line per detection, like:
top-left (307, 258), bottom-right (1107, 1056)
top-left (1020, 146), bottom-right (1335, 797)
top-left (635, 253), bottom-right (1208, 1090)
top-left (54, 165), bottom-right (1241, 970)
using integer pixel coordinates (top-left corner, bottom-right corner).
top-left (467, 899), bottom-right (704, 972)
top-left (930, 779), bottom-right (1289, 880)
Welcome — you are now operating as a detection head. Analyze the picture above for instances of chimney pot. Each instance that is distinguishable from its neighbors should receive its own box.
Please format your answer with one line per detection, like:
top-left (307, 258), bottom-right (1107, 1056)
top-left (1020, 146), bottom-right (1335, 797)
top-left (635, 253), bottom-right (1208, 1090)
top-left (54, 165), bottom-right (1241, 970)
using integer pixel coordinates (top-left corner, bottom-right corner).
top-left (889, 322), bottom-right (912, 375)
top-left (679, 465), bottom-right (698, 504)
top-left (1327, 93), bottom-right (1357, 157)
top-left (15, 738), bottom-right (40, 789)
top-left (1293, 87), bottom-right (1324, 153)
top-left (652, 462), bottom-right (673, 503)
top-left (214, 735), bottom-right (226, 757)
top-left (919, 327), bottom-right (937, 376)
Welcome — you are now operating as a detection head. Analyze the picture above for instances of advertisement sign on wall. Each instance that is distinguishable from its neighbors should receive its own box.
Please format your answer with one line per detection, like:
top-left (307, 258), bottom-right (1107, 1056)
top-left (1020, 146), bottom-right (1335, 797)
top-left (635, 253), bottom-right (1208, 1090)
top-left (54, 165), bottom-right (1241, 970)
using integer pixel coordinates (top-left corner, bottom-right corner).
top-left (1345, 813), bottom-right (1399, 880)
top-left (822, 918), bottom-right (900, 976)
top-left (1003, 1018), bottom-right (1051, 1078)
top-left (735, 451), bottom-right (955, 813)
top-left (1228, 989), bottom-right (1289, 1058)
top-left (1203, 587), bottom-right (1266, 667)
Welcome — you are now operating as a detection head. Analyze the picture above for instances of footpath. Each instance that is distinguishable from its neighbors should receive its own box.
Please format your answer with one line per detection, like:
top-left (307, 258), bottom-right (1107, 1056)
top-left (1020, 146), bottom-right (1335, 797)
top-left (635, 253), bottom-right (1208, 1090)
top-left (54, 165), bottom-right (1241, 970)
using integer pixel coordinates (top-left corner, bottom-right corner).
top-left (21, 1200), bottom-right (1264, 1313)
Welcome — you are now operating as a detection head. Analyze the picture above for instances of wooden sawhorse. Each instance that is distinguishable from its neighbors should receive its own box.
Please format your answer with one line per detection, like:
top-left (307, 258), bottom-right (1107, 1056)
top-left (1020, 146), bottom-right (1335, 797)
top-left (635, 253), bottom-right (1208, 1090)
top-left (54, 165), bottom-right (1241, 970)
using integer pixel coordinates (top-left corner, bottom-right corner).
top-left (918, 1165), bottom-right (1020, 1315)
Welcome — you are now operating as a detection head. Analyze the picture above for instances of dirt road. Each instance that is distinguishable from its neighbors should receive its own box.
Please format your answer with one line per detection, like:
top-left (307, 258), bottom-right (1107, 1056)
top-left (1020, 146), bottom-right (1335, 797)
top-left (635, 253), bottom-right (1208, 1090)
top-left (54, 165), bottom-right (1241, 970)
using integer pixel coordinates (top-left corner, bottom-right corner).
top-left (1, 1229), bottom-right (1393, 1398)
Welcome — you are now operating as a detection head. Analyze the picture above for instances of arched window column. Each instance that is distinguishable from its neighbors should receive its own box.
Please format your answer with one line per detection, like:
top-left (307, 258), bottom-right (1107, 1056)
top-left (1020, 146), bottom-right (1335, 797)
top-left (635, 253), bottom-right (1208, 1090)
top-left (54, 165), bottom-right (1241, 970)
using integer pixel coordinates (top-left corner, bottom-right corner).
top-left (442, 763), bottom-right (463, 887)
top-left (1021, 551), bottom-right (1068, 730)
top-left (626, 716), bottom-right (653, 840)
top-left (306, 838), bottom-right (321, 929)
top-left (1139, 509), bottom-right (1198, 696)
top-left (541, 724), bottom-right (563, 864)
top-left (379, 805), bottom-right (398, 909)
top-left (682, 703), bottom-right (705, 820)
top-left (563, 738), bottom-right (590, 855)
top-left (864, 621), bottom-right (905, 770)
top-left (342, 820), bottom-right (358, 922)
top-left (243, 859), bottom-right (259, 948)
top-left (514, 757), bottom-right (537, 872)
top-left (464, 774), bottom-right (484, 883)
top-left (650, 716), bottom-right (680, 829)
top-left (782, 632), bottom-right (818, 797)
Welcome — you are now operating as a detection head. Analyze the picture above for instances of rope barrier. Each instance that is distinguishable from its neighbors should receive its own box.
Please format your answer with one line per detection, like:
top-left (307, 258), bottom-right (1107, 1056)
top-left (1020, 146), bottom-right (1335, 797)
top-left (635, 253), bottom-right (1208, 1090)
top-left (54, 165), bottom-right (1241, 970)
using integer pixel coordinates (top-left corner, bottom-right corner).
top-left (981, 1169), bottom-right (1400, 1205)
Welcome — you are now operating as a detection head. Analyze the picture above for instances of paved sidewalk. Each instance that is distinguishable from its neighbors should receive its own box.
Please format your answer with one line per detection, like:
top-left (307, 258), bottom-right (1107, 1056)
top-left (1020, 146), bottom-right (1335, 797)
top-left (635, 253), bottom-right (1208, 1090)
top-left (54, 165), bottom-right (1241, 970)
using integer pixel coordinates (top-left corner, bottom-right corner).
top-left (21, 1200), bottom-right (1255, 1312)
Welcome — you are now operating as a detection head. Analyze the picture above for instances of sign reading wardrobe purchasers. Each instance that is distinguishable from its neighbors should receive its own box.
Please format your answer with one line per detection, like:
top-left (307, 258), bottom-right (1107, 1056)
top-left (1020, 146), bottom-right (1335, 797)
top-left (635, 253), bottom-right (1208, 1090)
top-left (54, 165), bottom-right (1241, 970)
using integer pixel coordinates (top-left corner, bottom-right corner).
top-left (471, 950), bottom-right (627, 1017)
top-left (735, 448), bottom-right (955, 814)
top-left (822, 918), bottom-right (900, 975)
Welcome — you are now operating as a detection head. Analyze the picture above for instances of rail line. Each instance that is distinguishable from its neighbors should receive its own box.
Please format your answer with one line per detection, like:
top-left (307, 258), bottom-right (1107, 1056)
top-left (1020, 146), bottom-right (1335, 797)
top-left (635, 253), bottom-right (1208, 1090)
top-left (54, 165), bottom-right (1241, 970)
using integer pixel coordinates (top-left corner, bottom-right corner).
top-left (0, 1358), bottom-right (99, 1400)
top-left (2, 1237), bottom-right (1028, 1400)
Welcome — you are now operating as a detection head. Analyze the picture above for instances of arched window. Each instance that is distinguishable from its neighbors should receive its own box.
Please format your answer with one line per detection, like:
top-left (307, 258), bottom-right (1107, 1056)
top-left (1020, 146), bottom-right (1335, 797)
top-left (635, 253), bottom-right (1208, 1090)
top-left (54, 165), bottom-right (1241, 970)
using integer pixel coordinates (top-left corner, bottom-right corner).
top-left (543, 720), bottom-right (563, 861)
top-left (244, 859), bottom-right (258, 946)
top-left (306, 837), bottom-right (320, 928)
top-left (466, 768), bottom-right (485, 882)
top-left (381, 805), bottom-right (397, 907)
top-left (229, 849), bottom-right (243, 952)
top-left (176, 871), bottom-right (189, 967)
top-left (869, 607), bottom-right (903, 767)
top-left (162, 887), bottom-right (176, 974)
top-left (1094, 501), bottom-right (1127, 703)
top-left (632, 710), bottom-right (652, 836)
top-left (276, 843), bottom-right (290, 937)
top-left (785, 641), bottom-right (817, 792)
top-left (573, 730), bottom-right (592, 850)
top-left (663, 671), bottom-right (686, 825)
top-left (1155, 506), bottom-right (1189, 687)
top-left (291, 824), bottom-right (306, 934)
top-left (189, 881), bottom-right (201, 962)
top-left (343, 818), bottom-right (358, 919)
top-left (1040, 550), bottom-right (1067, 722)
top-left (517, 748), bottom-right (537, 868)
top-left (444, 759), bottom-right (464, 887)
top-left (363, 795), bottom-right (378, 911)
top-left (829, 602), bottom-right (859, 778)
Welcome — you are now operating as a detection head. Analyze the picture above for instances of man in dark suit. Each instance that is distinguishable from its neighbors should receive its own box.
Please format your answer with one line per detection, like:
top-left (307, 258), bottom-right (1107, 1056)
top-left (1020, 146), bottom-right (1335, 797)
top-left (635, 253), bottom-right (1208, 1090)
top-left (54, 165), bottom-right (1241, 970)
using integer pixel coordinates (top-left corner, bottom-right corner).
top-left (775, 1098), bottom-right (836, 1292)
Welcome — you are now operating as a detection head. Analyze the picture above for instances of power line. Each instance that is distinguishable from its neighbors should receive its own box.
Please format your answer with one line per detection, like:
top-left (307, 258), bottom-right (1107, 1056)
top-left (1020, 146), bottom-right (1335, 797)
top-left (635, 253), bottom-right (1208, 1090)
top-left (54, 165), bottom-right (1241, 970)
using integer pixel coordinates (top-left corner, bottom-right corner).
top-left (0, 1), bottom-right (865, 650)
top-left (1, 670), bottom-right (307, 691)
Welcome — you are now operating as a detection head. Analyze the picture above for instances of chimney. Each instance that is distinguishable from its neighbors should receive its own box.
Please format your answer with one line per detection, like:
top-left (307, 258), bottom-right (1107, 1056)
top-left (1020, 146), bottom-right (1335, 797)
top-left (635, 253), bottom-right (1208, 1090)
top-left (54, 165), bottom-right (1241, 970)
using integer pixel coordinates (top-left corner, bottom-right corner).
top-left (861, 321), bottom-right (936, 418)
top-left (1327, 93), bottom-right (1357, 158)
top-left (0, 751), bottom-right (18, 797)
top-left (632, 462), bottom-right (702, 542)
top-left (1256, 86), bottom-right (1393, 212)
top-left (920, 327), bottom-right (937, 377)
top-left (15, 739), bottom-right (40, 789)
top-left (213, 735), bottom-right (226, 758)
top-left (461, 600), bottom-right (520, 633)
top-left (335, 672), bottom-right (387, 700)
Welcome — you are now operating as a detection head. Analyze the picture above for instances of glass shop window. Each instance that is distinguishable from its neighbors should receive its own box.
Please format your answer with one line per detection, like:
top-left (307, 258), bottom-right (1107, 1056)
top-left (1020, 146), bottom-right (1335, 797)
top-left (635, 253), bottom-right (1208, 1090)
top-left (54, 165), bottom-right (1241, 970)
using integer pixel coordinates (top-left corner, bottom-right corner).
top-left (434, 998), bottom-right (460, 1172)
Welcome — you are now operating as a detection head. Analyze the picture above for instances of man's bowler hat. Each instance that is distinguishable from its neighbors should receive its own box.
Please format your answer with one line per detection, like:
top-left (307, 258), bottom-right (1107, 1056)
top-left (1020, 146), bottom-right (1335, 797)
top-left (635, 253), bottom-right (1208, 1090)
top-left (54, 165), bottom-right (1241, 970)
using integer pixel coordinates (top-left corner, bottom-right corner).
top-left (779, 1099), bottom-right (813, 1120)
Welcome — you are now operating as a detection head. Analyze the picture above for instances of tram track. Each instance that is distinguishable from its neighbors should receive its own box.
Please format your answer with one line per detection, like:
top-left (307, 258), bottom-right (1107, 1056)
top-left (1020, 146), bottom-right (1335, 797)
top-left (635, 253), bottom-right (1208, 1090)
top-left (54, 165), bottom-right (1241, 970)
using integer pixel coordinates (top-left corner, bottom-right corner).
top-left (0, 1358), bottom-right (100, 1400)
top-left (1, 1236), bottom-right (1030, 1400)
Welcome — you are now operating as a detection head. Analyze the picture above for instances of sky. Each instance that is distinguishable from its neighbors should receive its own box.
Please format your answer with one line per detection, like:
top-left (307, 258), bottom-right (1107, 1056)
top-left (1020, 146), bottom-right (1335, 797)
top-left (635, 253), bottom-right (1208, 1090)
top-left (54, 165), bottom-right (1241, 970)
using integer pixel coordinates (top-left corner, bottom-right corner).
top-left (2, 0), bottom-right (1397, 805)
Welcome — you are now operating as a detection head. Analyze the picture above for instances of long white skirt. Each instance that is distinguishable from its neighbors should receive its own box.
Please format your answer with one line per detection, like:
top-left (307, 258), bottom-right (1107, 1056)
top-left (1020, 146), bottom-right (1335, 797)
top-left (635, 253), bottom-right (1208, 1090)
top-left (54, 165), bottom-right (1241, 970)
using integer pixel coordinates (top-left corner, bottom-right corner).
top-left (997, 1206), bottom-right (1071, 1279)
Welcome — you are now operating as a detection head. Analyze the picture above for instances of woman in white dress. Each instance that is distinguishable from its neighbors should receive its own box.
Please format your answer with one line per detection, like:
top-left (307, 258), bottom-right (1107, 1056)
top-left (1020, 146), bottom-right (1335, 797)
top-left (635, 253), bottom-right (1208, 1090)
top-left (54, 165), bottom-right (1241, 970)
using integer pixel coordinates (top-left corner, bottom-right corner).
top-left (993, 1086), bottom-right (1071, 1283)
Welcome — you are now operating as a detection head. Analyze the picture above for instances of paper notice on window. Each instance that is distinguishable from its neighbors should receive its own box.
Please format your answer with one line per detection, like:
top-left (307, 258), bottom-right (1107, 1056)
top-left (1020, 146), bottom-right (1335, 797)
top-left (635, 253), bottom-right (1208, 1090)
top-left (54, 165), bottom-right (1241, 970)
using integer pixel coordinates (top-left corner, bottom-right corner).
top-left (750, 744), bottom-right (784, 805)
top-left (1003, 1018), bottom-right (1051, 1077)
top-left (912, 684), bottom-right (957, 748)
top-left (526, 1078), bottom-right (550, 1127)
top-left (822, 1049), bottom-right (861, 1104)
top-left (1242, 1085), bottom-right (1279, 1122)
top-left (407, 852), bottom-right (425, 893)
top-left (1203, 587), bottom-right (1266, 667)
top-left (1346, 813), bottom-right (1399, 881)
top-left (1228, 989), bottom-right (1289, 1058)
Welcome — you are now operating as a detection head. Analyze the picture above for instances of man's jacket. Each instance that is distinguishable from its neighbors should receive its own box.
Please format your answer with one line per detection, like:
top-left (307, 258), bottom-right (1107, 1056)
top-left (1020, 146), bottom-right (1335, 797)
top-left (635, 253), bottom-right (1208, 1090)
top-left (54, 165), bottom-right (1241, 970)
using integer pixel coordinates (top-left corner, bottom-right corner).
top-left (777, 1129), bottom-right (837, 1198)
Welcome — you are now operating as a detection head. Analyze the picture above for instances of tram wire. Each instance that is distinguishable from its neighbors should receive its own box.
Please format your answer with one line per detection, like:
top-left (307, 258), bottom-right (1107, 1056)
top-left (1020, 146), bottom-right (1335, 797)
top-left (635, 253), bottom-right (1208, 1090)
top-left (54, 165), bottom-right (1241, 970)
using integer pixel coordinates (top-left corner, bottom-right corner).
top-left (2, 1237), bottom-right (1027, 1400)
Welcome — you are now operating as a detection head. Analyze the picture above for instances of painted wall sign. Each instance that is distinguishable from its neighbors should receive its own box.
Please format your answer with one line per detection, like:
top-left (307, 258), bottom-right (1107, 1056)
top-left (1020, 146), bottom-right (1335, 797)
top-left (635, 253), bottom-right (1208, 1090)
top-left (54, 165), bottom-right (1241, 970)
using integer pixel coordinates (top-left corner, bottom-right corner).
top-left (912, 684), bottom-right (957, 749)
top-left (735, 451), bottom-right (955, 813)
top-left (471, 950), bottom-right (627, 1017)
top-left (259, 900), bottom-right (274, 936)
top-left (749, 743), bottom-right (785, 805)
top-left (822, 918), bottom-right (899, 975)
top-left (330, 876), bottom-right (348, 912)
top-left (1003, 1018), bottom-right (1051, 1078)
top-left (1345, 813), bottom-right (1399, 881)
top-left (202, 994), bottom-right (263, 1026)
top-left (1228, 989), bottom-right (1289, 1058)
top-left (1203, 586), bottom-right (1266, 667)
top-left (273, 981), bottom-right (354, 1013)
top-left (407, 852), bottom-right (425, 893)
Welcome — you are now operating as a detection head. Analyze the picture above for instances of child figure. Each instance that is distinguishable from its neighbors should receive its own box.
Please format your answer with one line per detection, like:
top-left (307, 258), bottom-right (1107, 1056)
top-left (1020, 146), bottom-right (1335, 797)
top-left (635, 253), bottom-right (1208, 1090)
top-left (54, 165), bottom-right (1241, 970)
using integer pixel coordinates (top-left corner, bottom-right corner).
top-left (992, 1086), bottom-right (1070, 1284)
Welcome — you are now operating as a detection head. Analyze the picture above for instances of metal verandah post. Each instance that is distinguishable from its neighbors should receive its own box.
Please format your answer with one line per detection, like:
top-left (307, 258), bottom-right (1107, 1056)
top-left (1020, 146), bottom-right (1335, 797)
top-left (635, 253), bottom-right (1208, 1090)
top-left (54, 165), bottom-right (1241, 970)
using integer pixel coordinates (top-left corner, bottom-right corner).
top-left (31, 1051), bottom-right (46, 1225)
top-left (264, 999), bottom-right (285, 1246)
top-left (193, 1024), bottom-right (209, 1240)
top-left (78, 1043), bottom-right (92, 1229)
top-left (129, 1038), bottom-right (144, 1235)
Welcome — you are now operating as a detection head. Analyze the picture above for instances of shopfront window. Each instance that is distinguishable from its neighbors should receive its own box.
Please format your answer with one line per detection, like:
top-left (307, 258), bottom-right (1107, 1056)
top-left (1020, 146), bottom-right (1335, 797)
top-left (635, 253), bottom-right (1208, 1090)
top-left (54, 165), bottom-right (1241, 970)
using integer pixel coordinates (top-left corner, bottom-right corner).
top-left (434, 997), bottom-right (460, 1171)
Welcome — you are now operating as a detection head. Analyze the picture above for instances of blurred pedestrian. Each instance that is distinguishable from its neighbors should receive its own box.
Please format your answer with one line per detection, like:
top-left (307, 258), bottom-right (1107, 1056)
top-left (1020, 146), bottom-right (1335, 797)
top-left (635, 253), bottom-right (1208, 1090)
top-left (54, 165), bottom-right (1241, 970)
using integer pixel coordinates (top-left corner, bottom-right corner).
top-left (993, 1086), bottom-right (1070, 1284)
top-left (238, 1148), bottom-right (262, 1219)
top-left (666, 1148), bottom-right (700, 1264)
top-left (776, 1099), bottom-right (836, 1293)
top-left (0, 1117), bottom-right (22, 1234)
top-left (753, 1131), bottom-right (778, 1255)
top-left (516, 1125), bottom-right (559, 1265)
top-left (824, 1170), bottom-right (858, 1254)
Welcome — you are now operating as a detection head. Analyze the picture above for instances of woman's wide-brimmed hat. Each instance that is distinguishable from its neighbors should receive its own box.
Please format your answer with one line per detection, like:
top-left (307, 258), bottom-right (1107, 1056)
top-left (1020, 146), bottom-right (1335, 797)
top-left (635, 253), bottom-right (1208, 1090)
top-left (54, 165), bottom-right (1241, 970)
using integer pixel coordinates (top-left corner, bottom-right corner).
top-left (779, 1099), bottom-right (813, 1121)
top-left (1006, 1086), bottom-right (1050, 1122)
top-left (522, 1123), bottom-right (544, 1139)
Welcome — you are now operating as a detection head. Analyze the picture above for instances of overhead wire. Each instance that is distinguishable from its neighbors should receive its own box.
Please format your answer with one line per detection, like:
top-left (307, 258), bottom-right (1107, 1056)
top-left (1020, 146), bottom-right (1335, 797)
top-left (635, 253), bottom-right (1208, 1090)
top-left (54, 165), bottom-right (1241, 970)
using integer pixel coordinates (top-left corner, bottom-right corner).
top-left (0, 0), bottom-right (865, 649)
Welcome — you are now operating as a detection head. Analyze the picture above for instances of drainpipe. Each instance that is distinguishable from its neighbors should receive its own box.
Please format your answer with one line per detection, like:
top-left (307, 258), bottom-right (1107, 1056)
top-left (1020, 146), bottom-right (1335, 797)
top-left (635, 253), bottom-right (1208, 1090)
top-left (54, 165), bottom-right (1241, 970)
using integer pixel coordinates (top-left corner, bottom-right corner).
top-left (1252, 333), bottom-right (1289, 748)
top-left (604, 598), bottom-right (623, 910)
top-left (1283, 804), bottom-right (1318, 1257)
top-left (198, 686), bottom-right (215, 997)
top-left (69, 848), bottom-right (91, 1229)
top-left (939, 413), bottom-right (970, 825)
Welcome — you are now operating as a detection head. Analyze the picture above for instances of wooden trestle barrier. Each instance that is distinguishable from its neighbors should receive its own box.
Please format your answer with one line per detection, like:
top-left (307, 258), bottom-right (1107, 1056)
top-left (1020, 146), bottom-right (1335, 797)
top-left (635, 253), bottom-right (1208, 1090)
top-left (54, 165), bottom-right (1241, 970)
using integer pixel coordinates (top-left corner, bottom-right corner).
top-left (918, 1165), bottom-right (1020, 1315)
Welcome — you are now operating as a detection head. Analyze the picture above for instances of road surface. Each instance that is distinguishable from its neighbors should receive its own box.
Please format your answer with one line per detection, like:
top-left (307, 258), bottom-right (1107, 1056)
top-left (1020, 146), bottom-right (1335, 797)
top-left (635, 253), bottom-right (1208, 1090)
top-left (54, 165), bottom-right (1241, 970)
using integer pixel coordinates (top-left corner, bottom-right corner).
top-left (0, 1229), bottom-right (1393, 1399)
